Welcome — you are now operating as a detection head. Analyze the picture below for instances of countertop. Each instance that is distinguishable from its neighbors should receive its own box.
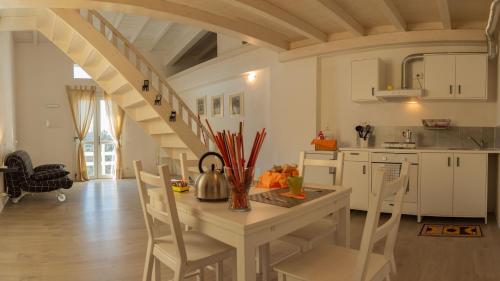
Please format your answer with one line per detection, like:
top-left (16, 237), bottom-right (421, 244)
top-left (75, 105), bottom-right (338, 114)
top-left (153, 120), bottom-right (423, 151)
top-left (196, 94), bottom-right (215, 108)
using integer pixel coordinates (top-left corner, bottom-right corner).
top-left (339, 147), bottom-right (500, 154)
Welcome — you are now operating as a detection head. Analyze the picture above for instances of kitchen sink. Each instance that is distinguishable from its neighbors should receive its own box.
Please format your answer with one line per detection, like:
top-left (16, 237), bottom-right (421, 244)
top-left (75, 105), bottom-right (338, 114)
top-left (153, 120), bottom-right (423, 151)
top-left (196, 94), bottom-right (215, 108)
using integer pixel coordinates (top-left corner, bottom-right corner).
top-left (447, 147), bottom-right (480, 150)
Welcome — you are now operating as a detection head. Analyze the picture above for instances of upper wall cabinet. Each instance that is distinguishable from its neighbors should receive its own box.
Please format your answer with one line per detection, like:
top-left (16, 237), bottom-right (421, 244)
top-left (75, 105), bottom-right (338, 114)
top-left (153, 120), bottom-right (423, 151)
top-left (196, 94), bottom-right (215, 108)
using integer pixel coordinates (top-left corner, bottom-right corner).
top-left (424, 54), bottom-right (487, 100)
top-left (351, 58), bottom-right (385, 102)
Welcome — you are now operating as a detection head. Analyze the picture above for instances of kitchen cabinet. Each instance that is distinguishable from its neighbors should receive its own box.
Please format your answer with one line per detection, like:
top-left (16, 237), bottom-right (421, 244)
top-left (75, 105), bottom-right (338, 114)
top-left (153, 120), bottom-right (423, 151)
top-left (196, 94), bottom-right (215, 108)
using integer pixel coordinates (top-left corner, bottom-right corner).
top-left (423, 54), bottom-right (487, 100)
top-left (420, 153), bottom-right (454, 216)
top-left (453, 153), bottom-right (487, 217)
top-left (343, 151), bottom-right (369, 210)
top-left (420, 152), bottom-right (487, 220)
top-left (455, 54), bottom-right (488, 99)
top-left (351, 58), bottom-right (385, 102)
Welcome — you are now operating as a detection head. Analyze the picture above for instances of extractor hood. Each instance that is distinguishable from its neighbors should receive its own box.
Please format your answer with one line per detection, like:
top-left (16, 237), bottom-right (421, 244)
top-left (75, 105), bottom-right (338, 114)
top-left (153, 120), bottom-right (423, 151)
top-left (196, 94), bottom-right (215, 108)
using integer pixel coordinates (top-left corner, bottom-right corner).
top-left (374, 89), bottom-right (423, 102)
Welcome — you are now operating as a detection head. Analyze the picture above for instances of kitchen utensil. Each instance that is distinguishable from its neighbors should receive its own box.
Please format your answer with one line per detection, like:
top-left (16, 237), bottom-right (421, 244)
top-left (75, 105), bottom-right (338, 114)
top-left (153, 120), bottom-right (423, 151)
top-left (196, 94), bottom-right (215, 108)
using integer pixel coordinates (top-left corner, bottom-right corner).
top-left (355, 126), bottom-right (364, 138)
top-left (363, 125), bottom-right (371, 140)
top-left (402, 129), bottom-right (414, 143)
top-left (194, 152), bottom-right (229, 201)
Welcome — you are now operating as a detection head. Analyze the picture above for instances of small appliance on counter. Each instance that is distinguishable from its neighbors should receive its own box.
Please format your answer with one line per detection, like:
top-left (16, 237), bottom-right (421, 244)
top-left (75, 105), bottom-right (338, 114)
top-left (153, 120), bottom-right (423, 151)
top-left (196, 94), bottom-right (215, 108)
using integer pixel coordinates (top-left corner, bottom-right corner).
top-left (382, 129), bottom-right (417, 149)
top-left (194, 152), bottom-right (229, 201)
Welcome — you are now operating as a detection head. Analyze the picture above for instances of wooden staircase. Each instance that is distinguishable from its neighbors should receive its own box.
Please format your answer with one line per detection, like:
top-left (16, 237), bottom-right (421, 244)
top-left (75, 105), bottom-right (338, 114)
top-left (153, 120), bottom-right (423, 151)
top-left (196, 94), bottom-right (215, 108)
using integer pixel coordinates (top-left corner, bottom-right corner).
top-left (36, 8), bottom-right (214, 165)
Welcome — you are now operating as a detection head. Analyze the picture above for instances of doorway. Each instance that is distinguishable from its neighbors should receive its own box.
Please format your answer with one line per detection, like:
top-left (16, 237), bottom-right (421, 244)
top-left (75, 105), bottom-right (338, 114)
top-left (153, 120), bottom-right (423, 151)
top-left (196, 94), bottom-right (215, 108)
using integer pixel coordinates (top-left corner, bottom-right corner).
top-left (83, 94), bottom-right (116, 179)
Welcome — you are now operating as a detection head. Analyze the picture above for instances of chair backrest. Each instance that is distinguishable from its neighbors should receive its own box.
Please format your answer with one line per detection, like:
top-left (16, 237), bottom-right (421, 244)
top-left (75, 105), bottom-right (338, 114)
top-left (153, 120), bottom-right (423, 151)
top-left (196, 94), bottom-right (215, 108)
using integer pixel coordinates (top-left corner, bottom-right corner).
top-left (298, 151), bottom-right (344, 185)
top-left (354, 161), bottom-right (410, 281)
top-left (133, 160), bottom-right (187, 263)
top-left (179, 152), bottom-right (198, 181)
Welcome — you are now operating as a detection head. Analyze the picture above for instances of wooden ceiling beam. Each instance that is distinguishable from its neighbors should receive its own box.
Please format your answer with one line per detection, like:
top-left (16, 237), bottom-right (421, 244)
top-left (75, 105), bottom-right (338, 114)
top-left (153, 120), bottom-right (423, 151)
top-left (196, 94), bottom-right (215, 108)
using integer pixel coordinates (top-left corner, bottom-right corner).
top-left (371, 0), bottom-right (407, 31)
top-left (130, 16), bottom-right (150, 43)
top-left (0, 0), bottom-right (290, 51)
top-left (315, 0), bottom-right (364, 36)
top-left (224, 0), bottom-right (327, 42)
top-left (436, 0), bottom-right (452, 29)
top-left (148, 21), bottom-right (173, 52)
top-left (281, 29), bottom-right (485, 61)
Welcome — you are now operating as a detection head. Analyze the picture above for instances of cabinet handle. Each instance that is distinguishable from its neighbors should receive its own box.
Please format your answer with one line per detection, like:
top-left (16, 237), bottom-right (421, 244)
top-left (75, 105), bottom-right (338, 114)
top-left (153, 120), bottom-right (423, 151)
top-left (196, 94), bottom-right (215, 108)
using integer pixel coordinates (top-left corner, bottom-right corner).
top-left (362, 165), bottom-right (366, 174)
top-left (371, 87), bottom-right (374, 96)
top-left (447, 157), bottom-right (451, 167)
top-left (449, 85), bottom-right (453, 94)
top-left (457, 157), bottom-right (460, 167)
top-left (458, 85), bottom-right (461, 94)
top-left (350, 152), bottom-right (360, 155)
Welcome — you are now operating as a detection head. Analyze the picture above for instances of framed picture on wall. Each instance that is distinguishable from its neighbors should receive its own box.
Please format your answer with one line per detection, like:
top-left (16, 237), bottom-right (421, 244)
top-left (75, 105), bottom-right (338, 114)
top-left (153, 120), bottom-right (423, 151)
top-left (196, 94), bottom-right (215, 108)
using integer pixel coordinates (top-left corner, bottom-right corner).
top-left (229, 92), bottom-right (244, 117)
top-left (211, 95), bottom-right (224, 117)
top-left (196, 96), bottom-right (206, 116)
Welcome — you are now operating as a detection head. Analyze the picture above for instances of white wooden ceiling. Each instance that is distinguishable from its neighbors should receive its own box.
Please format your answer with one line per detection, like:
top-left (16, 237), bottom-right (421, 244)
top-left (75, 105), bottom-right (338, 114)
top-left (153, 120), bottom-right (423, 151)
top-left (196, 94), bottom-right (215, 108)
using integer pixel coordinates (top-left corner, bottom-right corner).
top-left (2, 0), bottom-right (493, 61)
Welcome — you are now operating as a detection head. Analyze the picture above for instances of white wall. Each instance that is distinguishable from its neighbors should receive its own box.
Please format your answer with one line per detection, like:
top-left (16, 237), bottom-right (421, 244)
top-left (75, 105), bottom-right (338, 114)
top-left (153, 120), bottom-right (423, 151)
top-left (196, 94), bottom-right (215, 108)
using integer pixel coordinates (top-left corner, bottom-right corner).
top-left (170, 47), bottom-right (319, 172)
top-left (320, 44), bottom-right (496, 147)
top-left (14, 41), bottom-right (159, 178)
top-left (0, 32), bottom-right (16, 211)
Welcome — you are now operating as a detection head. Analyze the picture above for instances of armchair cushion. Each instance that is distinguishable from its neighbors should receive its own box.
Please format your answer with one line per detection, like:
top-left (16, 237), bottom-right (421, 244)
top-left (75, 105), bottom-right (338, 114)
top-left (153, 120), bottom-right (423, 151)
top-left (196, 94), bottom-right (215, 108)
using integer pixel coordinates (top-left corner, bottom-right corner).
top-left (31, 169), bottom-right (70, 181)
top-left (34, 164), bottom-right (66, 172)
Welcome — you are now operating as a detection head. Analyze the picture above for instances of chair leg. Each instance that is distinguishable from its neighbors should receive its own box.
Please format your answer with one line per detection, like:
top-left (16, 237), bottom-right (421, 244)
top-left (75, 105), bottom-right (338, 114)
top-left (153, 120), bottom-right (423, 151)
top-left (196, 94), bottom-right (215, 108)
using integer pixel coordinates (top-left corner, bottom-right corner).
top-left (173, 266), bottom-right (184, 281)
top-left (143, 241), bottom-right (154, 281)
top-left (153, 257), bottom-right (161, 281)
top-left (277, 272), bottom-right (286, 281)
top-left (385, 272), bottom-right (391, 281)
top-left (231, 257), bottom-right (237, 281)
top-left (390, 254), bottom-right (397, 274)
top-left (215, 262), bottom-right (224, 281)
top-left (196, 267), bottom-right (205, 281)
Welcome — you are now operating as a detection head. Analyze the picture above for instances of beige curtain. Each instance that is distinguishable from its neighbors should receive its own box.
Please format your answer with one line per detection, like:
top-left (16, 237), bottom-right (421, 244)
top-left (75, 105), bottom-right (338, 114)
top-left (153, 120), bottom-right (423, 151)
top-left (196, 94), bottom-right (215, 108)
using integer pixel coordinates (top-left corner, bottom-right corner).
top-left (104, 93), bottom-right (125, 179)
top-left (66, 85), bottom-right (96, 182)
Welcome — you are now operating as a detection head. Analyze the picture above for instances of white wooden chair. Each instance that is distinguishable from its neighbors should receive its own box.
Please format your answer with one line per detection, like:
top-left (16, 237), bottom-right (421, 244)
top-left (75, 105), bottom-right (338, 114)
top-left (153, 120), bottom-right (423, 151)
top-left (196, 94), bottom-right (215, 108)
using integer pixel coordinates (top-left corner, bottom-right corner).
top-left (133, 161), bottom-right (236, 281)
top-left (273, 161), bottom-right (410, 281)
top-left (180, 152), bottom-right (198, 182)
top-left (278, 151), bottom-right (344, 252)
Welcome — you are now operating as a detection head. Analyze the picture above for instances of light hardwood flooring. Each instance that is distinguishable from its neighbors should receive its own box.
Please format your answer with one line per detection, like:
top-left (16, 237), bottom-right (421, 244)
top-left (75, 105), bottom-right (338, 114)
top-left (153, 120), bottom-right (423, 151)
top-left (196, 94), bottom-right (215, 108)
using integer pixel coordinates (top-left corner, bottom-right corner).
top-left (0, 180), bottom-right (499, 281)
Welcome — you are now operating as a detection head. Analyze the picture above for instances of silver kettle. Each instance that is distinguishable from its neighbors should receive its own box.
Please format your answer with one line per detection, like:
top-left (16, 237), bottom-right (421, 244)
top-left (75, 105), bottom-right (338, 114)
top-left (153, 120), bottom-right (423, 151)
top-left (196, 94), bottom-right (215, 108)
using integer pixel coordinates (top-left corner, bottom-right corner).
top-left (194, 152), bottom-right (229, 201)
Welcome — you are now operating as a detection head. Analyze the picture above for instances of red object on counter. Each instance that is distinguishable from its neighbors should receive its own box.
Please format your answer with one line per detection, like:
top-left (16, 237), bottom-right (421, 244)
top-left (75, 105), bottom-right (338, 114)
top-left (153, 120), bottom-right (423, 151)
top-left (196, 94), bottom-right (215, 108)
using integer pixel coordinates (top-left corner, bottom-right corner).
top-left (318, 131), bottom-right (325, 140)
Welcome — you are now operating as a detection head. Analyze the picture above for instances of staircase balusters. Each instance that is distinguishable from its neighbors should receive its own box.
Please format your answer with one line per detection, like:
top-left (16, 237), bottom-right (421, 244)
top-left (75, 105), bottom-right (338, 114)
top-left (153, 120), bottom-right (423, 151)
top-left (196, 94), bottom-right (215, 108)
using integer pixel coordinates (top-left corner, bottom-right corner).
top-left (83, 10), bottom-right (214, 149)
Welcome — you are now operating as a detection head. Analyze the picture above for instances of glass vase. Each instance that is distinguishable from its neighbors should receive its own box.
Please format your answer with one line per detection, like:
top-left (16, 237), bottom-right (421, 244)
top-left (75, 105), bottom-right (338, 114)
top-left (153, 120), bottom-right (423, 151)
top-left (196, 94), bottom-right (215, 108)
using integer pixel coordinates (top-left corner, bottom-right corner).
top-left (225, 167), bottom-right (254, 212)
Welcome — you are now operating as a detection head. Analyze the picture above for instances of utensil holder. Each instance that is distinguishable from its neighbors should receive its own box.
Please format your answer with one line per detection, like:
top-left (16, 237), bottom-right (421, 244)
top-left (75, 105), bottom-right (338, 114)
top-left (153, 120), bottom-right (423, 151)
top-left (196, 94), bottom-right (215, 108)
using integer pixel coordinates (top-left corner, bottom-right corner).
top-left (225, 167), bottom-right (254, 212)
top-left (360, 138), bottom-right (369, 148)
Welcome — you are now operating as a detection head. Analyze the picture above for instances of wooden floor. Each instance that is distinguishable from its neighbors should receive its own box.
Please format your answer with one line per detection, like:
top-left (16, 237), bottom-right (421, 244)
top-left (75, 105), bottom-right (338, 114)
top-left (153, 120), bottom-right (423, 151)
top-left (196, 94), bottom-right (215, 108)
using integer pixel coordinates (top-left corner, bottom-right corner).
top-left (0, 180), bottom-right (499, 281)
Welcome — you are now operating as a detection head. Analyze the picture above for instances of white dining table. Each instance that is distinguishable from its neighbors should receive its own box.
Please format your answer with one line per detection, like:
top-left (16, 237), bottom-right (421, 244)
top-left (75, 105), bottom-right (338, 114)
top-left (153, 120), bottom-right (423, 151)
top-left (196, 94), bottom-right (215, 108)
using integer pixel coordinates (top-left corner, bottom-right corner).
top-left (148, 184), bottom-right (351, 281)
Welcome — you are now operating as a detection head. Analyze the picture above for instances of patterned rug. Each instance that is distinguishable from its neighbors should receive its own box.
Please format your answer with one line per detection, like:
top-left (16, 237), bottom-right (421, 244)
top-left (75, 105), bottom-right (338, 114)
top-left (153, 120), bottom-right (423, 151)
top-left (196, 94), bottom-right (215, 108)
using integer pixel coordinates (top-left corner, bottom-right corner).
top-left (419, 224), bottom-right (483, 237)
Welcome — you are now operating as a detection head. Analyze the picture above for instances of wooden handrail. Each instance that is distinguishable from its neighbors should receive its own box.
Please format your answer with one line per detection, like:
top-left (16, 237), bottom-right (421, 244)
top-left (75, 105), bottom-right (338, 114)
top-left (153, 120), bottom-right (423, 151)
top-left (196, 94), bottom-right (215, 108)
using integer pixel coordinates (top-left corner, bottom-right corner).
top-left (85, 10), bottom-right (214, 148)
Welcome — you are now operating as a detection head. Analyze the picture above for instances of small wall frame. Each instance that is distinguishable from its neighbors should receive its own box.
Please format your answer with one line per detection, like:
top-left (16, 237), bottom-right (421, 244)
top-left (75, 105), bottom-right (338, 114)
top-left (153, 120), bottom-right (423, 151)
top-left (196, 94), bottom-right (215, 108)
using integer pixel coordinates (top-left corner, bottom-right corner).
top-left (229, 92), bottom-right (244, 117)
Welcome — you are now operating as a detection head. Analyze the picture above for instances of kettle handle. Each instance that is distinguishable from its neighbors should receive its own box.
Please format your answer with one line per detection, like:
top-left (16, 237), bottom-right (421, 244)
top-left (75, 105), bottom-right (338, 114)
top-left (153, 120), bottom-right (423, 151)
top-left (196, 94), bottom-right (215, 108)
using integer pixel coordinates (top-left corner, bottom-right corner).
top-left (198, 152), bottom-right (225, 174)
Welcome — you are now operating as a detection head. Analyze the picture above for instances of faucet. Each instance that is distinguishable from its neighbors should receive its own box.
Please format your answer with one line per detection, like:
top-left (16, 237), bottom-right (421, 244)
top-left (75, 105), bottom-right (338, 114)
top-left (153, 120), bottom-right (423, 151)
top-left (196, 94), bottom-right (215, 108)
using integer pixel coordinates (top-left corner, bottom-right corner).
top-left (468, 137), bottom-right (485, 149)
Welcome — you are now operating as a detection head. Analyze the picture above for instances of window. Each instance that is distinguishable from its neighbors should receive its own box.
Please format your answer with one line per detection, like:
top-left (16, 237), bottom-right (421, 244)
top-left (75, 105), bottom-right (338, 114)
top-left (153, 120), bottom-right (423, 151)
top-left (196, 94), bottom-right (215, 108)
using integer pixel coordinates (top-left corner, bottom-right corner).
top-left (73, 64), bottom-right (91, 79)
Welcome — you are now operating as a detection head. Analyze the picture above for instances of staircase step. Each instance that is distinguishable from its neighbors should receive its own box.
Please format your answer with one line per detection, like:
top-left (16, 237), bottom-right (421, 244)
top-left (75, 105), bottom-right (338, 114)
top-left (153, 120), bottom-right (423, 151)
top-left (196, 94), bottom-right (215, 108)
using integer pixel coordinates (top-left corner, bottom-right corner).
top-left (145, 119), bottom-right (174, 135)
top-left (40, 8), bottom-right (209, 160)
top-left (156, 134), bottom-right (188, 149)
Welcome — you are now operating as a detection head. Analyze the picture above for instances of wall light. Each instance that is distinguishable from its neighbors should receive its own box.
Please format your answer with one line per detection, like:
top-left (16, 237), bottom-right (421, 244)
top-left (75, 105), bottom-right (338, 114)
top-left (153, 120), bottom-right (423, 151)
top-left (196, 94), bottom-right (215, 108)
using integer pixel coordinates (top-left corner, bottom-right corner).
top-left (246, 71), bottom-right (256, 82)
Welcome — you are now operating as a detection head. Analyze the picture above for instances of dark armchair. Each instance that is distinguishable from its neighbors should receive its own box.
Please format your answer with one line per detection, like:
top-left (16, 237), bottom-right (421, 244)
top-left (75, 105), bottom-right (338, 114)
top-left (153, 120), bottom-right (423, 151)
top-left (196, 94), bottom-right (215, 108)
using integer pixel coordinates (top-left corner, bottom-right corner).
top-left (4, 150), bottom-right (73, 203)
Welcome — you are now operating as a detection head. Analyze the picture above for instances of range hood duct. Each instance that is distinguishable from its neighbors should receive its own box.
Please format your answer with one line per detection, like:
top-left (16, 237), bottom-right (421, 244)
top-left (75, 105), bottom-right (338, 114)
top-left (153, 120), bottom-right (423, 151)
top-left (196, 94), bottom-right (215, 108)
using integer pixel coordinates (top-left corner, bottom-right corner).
top-left (401, 53), bottom-right (424, 89)
top-left (486, 0), bottom-right (500, 59)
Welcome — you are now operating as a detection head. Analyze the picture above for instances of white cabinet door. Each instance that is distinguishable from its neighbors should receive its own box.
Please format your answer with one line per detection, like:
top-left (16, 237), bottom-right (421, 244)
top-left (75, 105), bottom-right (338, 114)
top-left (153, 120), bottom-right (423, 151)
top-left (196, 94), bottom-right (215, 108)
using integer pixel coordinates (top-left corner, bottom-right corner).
top-left (453, 153), bottom-right (487, 217)
top-left (423, 54), bottom-right (456, 99)
top-left (351, 58), bottom-right (382, 102)
top-left (343, 161), bottom-right (369, 210)
top-left (420, 153), bottom-right (454, 216)
top-left (455, 54), bottom-right (488, 99)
